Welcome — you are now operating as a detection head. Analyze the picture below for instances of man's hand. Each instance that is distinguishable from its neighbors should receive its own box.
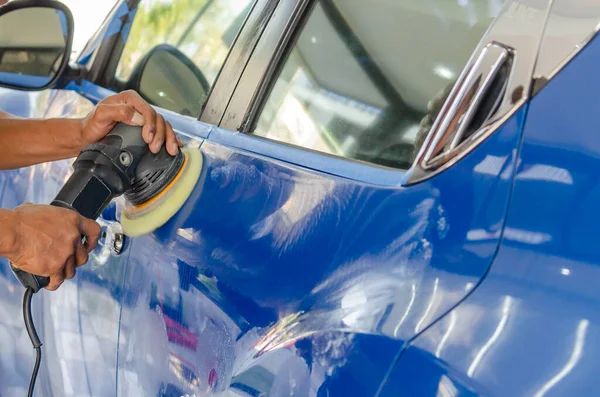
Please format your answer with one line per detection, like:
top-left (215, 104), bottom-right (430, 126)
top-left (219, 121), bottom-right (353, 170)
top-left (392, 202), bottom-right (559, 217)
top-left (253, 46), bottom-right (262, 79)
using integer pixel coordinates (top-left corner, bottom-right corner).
top-left (4, 204), bottom-right (101, 291)
top-left (81, 90), bottom-right (183, 156)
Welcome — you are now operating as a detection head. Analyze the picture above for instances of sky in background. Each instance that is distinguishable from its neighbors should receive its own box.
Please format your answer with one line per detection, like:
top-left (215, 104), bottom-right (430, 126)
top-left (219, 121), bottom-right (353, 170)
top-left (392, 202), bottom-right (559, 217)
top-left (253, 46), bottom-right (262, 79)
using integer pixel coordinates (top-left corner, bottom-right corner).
top-left (59, 0), bottom-right (118, 56)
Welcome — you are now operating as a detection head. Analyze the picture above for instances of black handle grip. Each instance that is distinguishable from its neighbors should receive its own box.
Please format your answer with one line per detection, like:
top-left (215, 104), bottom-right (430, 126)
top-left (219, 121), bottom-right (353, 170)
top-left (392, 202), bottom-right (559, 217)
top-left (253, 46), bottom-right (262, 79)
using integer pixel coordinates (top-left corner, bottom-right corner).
top-left (10, 265), bottom-right (49, 293)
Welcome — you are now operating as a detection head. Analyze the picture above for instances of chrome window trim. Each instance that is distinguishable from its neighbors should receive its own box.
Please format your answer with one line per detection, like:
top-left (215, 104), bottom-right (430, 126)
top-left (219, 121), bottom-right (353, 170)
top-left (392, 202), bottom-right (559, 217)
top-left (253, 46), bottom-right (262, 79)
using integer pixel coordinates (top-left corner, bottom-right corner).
top-left (532, 0), bottom-right (600, 95)
top-left (422, 43), bottom-right (511, 171)
top-left (406, 0), bottom-right (552, 185)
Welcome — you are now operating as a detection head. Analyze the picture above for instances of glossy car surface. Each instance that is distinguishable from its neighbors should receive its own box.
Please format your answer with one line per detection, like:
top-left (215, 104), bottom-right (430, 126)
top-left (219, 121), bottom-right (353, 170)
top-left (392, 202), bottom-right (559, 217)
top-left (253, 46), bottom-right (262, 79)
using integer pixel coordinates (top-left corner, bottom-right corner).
top-left (1, 0), bottom-right (599, 396)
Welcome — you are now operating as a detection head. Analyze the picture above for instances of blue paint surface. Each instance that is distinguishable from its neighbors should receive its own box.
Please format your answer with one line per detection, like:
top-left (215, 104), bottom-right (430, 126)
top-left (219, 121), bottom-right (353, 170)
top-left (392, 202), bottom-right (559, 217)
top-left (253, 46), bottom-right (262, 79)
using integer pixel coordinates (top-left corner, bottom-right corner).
top-left (0, 72), bottom-right (51, 89)
top-left (0, 79), bottom-right (524, 395)
top-left (208, 128), bottom-right (409, 186)
top-left (64, 80), bottom-right (117, 104)
top-left (379, 26), bottom-right (600, 397)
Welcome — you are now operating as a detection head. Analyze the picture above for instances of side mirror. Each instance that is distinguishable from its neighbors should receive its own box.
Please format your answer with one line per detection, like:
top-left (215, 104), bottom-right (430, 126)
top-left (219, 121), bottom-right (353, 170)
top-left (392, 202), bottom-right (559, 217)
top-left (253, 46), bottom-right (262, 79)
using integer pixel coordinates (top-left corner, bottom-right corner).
top-left (127, 45), bottom-right (210, 116)
top-left (0, 0), bottom-right (74, 90)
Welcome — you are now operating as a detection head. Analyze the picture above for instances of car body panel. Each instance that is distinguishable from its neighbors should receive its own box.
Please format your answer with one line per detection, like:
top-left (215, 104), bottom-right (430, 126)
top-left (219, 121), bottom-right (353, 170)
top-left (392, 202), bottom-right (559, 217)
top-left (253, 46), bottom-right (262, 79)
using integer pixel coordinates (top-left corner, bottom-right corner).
top-left (112, 103), bottom-right (525, 395)
top-left (379, 28), bottom-right (600, 397)
top-left (0, 82), bottom-right (524, 396)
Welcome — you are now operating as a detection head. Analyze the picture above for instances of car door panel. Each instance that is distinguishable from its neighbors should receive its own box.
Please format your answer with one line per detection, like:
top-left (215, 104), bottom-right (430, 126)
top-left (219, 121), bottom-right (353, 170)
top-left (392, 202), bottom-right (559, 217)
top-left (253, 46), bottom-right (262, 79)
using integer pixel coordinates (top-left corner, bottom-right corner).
top-left (114, 99), bottom-right (524, 395)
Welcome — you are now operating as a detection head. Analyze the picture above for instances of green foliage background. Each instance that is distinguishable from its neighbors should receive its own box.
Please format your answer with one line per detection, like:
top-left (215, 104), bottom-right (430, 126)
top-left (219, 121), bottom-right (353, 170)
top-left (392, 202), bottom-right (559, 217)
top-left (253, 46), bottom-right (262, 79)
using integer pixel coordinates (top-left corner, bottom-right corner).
top-left (117, 0), bottom-right (209, 79)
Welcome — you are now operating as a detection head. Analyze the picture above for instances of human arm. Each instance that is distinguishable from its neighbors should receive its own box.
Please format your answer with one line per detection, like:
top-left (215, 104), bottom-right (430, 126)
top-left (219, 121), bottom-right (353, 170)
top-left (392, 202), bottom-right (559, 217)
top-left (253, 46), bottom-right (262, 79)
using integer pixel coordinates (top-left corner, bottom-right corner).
top-left (0, 90), bottom-right (182, 169)
top-left (0, 90), bottom-right (182, 290)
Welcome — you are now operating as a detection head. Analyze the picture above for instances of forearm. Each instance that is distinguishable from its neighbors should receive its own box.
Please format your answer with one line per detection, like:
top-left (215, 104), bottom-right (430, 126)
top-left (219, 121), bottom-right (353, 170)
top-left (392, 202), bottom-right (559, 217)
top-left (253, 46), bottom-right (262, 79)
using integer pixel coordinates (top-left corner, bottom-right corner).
top-left (0, 112), bottom-right (84, 169)
top-left (0, 209), bottom-right (17, 258)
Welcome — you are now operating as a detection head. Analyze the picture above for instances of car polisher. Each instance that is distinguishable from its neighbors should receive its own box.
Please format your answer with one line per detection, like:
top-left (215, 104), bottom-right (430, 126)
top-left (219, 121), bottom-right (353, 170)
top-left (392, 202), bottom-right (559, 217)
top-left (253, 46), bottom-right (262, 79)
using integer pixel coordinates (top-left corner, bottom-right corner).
top-left (10, 122), bottom-right (202, 397)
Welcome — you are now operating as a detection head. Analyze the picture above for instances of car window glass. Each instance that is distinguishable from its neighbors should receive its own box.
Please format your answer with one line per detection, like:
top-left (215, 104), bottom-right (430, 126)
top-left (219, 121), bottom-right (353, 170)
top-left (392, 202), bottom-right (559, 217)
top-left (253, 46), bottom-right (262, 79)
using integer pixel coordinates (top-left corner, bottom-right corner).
top-left (116, 0), bottom-right (252, 114)
top-left (253, 0), bottom-right (505, 170)
top-left (59, 0), bottom-right (118, 61)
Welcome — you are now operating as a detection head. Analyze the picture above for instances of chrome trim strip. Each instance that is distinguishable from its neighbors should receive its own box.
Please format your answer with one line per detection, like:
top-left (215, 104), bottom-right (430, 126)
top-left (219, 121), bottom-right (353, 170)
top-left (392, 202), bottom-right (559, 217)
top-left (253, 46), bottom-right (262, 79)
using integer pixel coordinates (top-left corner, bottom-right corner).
top-left (533, 0), bottom-right (600, 92)
top-left (406, 0), bottom-right (551, 185)
top-left (423, 43), bottom-right (510, 170)
top-left (448, 45), bottom-right (509, 151)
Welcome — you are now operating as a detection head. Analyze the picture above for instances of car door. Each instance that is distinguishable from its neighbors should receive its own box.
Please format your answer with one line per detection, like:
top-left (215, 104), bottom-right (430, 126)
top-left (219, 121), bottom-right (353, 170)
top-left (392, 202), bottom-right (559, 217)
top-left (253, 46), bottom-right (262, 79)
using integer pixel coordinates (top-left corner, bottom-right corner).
top-left (113, 0), bottom-right (548, 395)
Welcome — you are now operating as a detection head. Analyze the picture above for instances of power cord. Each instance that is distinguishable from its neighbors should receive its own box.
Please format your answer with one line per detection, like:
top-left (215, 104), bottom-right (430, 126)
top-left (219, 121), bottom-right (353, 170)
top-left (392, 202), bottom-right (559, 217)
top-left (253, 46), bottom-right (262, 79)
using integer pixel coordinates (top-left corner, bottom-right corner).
top-left (23, 287), bottom-right (42, 397)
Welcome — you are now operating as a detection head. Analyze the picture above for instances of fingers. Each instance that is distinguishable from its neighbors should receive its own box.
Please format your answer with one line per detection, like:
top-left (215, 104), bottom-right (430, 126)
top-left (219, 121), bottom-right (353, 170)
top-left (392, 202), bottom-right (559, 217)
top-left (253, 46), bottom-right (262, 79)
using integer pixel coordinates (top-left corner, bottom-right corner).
top-left (65, 252), bottom-right (78, 279)
top-left (146, 106), bottom-right (159, 153)
top-left (154, 114), bottom-right (166, 153)
top-left (163, 118), bottom-right (178, 155)
top-left (148, 113), bottom-right (179, 155)
top-left (153, 116), bottom-right (178, 155)
top-left (107, 90), bottom-right (158, 150)
top-left (104, 90), bottom-right (179, 155)
top-left (45, 233), bottom-right (88, 290)
top-left (47, 253), bottom-right (74, 290)
top-left (47, 268), bottom-right (66, 291)
top-left (74, 241), bottom-right (88, 269)
top-left (93, 103), bottom-right (146, 127)
top-left (79, 217), bottom-right (101, 253)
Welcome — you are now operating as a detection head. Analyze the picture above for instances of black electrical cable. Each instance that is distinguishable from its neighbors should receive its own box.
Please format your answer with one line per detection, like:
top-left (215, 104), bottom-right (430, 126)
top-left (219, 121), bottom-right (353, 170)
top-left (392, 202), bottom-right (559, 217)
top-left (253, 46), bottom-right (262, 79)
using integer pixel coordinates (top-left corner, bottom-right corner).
top-left (23, 287), bottom-right (42, 397)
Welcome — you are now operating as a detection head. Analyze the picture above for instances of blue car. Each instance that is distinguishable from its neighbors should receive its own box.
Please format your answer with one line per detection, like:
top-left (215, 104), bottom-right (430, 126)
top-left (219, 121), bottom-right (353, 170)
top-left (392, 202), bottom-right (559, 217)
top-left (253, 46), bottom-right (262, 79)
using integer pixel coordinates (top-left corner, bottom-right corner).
top-left (0, 0), bottom-right (598, 395)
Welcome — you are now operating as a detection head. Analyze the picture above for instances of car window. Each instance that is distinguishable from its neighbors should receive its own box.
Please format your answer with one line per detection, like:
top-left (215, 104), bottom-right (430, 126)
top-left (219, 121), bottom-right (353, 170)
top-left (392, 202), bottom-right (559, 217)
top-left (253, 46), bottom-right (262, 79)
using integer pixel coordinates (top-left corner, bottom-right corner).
top-left (116, 0), bottom-right (253, 115)
top-left (252, 0), bottom-right (505, 170)
top-left (59, 0), bottom-right (118, 61)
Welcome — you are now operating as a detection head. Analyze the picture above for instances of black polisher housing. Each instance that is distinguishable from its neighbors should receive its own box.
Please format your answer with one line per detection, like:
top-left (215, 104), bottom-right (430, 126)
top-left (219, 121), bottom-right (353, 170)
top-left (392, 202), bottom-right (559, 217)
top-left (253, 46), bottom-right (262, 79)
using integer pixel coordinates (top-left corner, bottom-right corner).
top-left (125, 146), bottom-right (184, 205)
top-left (51, 123), bottom-right (184, 218)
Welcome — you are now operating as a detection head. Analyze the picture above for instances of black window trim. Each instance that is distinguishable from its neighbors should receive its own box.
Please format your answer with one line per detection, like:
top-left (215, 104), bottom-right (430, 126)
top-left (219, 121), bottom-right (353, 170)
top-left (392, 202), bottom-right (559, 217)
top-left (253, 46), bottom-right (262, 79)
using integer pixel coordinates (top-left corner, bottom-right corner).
top-left (201, 0), bottom-right (281, 125)
top-left (219, 0), bottom-right (311, 132)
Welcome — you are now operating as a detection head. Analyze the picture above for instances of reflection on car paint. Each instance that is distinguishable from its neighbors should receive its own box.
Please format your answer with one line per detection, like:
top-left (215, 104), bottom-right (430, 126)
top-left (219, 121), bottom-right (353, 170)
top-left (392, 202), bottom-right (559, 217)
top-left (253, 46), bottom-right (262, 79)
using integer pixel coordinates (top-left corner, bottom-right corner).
top-left (379, 31), bottom-right (600, 397)
top-left (0, 82), bottom-right (521, 396)
top-left (107, 103), bottom-right (523, 396)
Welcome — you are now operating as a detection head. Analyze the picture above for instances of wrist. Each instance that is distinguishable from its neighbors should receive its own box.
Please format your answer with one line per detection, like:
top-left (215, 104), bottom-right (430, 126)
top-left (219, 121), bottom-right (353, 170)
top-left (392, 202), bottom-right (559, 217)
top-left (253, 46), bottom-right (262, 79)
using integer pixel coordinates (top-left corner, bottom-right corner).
top-left (46, 118), bottom-right (86, 156)
top-left (0, 209), bottom-right (19, 258)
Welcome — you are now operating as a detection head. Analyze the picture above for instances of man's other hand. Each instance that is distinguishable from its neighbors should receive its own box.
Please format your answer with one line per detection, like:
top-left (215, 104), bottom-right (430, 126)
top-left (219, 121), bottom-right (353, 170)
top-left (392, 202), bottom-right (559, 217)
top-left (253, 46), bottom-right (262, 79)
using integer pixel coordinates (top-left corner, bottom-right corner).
top-left (6, 204), bottom-right (101, 291)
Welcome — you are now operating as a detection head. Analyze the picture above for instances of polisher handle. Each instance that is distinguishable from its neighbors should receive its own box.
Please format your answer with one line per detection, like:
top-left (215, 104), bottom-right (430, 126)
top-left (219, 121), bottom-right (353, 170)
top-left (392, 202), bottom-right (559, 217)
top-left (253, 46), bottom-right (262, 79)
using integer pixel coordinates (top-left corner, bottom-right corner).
top-left (9, 265), bottom-right (49, 293)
